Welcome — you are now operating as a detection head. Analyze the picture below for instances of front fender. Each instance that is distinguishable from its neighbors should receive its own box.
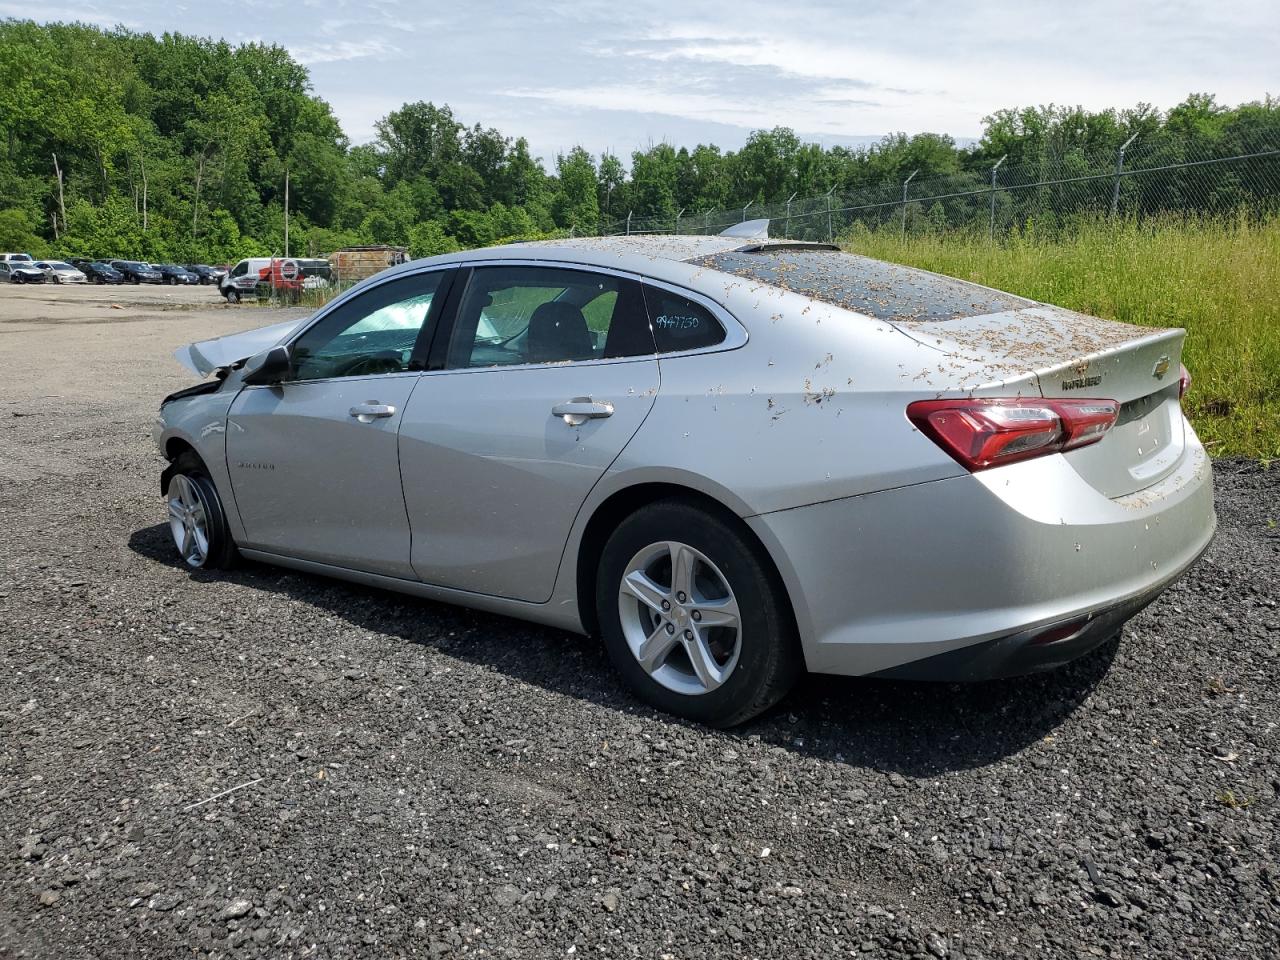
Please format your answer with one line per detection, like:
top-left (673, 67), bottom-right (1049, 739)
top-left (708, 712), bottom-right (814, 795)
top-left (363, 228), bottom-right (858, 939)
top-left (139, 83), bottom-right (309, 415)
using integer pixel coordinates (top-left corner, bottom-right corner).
top-left (155, 387), bottom-right (245, 540)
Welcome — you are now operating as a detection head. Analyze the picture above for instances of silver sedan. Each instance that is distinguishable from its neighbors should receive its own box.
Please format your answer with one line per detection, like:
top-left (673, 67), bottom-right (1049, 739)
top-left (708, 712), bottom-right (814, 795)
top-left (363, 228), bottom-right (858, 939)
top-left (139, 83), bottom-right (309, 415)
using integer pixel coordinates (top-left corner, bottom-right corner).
top-left (154, 225), bottom-right (1215, 726)
top-left (34, 260), bottom-right (88, 283)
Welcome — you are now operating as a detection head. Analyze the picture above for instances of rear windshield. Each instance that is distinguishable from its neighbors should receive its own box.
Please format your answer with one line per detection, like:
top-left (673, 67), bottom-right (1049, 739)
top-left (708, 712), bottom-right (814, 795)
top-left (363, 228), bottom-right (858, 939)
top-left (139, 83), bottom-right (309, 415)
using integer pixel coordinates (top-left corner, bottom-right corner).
top-left (688, 249), bottom-right (1030, 322)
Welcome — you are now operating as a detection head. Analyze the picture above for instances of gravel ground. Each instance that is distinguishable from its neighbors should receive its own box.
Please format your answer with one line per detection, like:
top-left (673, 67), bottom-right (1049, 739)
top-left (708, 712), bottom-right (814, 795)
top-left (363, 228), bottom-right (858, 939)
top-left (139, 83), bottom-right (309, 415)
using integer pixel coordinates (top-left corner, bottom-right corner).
top-left (1, 292), bottom-right (1278, 959)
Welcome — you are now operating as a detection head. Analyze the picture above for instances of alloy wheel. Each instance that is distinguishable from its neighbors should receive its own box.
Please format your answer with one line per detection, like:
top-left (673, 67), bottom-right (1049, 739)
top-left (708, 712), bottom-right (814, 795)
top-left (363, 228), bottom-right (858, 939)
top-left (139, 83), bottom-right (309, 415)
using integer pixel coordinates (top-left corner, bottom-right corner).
top-left (617, 540), bottom-right (742, 696)
top-left (167, 474), bottom-right (211, 567)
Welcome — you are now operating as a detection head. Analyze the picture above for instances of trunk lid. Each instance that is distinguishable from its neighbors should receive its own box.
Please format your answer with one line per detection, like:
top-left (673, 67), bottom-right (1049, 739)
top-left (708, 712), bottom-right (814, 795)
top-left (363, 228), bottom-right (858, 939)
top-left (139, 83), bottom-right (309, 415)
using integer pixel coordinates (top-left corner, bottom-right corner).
top-left (891, 305), bottom-right (1186, 497)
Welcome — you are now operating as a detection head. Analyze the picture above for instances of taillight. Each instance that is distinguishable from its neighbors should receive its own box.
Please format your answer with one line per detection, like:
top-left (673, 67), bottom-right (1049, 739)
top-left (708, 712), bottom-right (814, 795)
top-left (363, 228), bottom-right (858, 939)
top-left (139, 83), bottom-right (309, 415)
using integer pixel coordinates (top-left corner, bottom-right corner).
top-left (907, 397), bottom-right (1120, 472)
top-left (1178, 364), bottom-right (1191, 400)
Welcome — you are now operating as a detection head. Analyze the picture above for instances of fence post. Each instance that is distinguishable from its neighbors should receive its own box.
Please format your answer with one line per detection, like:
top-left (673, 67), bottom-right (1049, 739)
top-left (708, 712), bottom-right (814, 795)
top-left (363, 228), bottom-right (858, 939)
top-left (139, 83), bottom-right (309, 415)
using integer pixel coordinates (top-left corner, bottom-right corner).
top-left (989, 154), bottom-right (1006, 240)
top-left (704, 210), bottom-right (711, 234)
top-left (742, 200), bottom-right (754, 223)
top-left (674, 207), bottom-right (684, 235)
top-left (1111, 133), bottom-right (1139, 218)
top-left (901, 169), bottom-right (918, 239)
top-left (825, 186), bottom-right (836, 242)
top-left (625, 211), bottom-right (632, 235)
top-left (784, 191), bottom-right (797, 238)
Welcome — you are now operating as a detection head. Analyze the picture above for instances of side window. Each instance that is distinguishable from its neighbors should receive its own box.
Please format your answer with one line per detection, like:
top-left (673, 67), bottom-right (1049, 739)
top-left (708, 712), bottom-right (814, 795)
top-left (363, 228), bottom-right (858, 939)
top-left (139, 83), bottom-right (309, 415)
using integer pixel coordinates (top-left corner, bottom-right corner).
top-left (289, 271), bottom-right (445, 382)
top-left (446, 266), bottom-right (653, 368)
top-left (643, 286), bottom-right (726, 353)
top-left (231, 262), bottom-right (247, 277)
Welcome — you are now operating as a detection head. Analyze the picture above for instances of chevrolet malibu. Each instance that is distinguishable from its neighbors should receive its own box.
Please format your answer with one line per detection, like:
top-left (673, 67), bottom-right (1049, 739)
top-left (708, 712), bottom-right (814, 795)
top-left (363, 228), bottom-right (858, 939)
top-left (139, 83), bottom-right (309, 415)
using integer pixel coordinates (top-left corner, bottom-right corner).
top-left (154, 225), bottom-right (1215, 726)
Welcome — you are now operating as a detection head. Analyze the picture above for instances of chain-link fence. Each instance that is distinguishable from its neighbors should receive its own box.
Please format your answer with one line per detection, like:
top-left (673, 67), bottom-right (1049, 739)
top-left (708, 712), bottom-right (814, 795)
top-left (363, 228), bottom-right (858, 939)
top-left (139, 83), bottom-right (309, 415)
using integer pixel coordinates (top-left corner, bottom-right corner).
top-left (598, 135), bottom-right (1280, 241)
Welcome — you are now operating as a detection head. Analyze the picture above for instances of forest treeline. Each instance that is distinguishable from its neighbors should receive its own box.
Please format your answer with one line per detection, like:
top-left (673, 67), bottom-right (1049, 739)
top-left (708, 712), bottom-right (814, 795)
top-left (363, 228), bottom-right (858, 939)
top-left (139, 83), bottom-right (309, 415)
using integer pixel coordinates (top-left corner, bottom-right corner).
top-left (1, 19), bottom-right (1276, 262)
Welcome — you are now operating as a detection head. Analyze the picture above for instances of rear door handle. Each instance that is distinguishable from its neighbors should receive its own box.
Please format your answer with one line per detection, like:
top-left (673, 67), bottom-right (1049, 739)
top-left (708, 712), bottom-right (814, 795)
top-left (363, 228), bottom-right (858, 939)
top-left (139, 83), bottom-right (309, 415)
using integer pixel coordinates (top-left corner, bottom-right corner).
top-left (349, 401), bottom-right (396, 423)
top-left (552, 397), bottom-right (614, 426)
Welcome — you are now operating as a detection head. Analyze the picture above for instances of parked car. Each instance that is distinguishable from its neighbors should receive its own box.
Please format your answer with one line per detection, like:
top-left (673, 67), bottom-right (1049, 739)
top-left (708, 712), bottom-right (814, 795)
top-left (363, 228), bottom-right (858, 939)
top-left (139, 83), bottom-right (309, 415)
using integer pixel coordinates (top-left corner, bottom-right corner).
top-left (184, 264), bottom-right (226, 285)
top-left (155, 225), bottom-right (1215, 727)
top-left (33, 260), bottom-right (88, 284)
top-left (219, 257), bottom-right (273, 303)
top-left (110, 260), bottom-right (163, 284)
top-left (80, 261), bottom-right (125, 284)
top-left (155, 264), bottom-right (198, 285)
top-left (0, 252), bottom-right (34, 263)
top-left (0, 260), bottom-right (47, 283)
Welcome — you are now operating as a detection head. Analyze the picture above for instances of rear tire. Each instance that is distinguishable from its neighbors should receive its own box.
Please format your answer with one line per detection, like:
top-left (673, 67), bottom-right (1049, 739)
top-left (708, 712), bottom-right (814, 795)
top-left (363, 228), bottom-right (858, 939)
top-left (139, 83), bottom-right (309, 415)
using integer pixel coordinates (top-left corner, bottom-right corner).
top-left (596, 500), bottom-right (800, 727)
top-left (165, 461), bottom-right (237, 570)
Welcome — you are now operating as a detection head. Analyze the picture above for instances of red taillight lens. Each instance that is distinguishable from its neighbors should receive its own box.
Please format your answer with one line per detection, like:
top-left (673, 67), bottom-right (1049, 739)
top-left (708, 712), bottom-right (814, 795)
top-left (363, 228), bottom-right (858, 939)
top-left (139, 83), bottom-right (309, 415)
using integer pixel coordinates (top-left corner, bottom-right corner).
top-left (1178, 364), bottom-right (1191, 400)
top-left (907, 397), bottom-right (1119, 472)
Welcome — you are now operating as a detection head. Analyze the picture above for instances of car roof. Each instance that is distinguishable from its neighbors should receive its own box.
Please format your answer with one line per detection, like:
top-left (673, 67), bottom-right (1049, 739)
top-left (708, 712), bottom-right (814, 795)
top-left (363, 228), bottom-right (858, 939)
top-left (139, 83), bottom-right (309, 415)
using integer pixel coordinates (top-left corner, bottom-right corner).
top-left (377, 235), bottom-right (840, 287)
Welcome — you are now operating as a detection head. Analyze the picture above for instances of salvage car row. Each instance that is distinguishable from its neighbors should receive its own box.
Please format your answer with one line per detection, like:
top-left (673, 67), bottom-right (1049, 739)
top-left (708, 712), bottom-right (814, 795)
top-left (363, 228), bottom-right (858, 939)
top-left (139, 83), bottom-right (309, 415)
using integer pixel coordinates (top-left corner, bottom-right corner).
top-left (0, 252), bottom-right (226, 286)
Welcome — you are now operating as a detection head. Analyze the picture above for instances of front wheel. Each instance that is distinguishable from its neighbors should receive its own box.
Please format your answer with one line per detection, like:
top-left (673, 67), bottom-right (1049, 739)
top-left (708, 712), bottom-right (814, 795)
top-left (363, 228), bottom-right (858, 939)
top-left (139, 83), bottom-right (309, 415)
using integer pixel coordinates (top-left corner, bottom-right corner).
top-left (166, 468), bottom-right (237, 569)
top-left (224, 288), bottom-right (240, 304)
top-left (596, 500), bottom-right (801, 727)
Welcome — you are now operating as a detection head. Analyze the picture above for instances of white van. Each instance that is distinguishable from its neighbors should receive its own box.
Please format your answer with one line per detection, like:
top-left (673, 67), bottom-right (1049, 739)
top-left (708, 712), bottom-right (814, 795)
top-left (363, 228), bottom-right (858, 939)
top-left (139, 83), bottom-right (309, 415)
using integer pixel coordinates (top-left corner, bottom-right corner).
top-left (0, 252), bottom-right (34, 263)
top-left (219, 257), bottom-right (273, 303)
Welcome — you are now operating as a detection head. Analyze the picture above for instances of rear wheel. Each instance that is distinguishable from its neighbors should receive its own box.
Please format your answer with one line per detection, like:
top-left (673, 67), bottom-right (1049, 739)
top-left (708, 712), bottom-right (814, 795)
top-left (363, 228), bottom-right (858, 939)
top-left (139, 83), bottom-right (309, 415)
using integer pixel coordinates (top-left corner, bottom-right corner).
top-left (166, 466), bottom-right (237, 569)
top-left (596, 500), bottom-right (800, 727)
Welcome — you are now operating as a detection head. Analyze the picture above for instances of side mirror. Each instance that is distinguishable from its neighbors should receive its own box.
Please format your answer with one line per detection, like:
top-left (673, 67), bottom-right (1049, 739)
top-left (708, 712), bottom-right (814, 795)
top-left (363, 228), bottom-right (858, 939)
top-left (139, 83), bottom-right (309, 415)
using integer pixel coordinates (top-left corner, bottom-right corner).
top-left (241, 344), bottom-right (291, 385)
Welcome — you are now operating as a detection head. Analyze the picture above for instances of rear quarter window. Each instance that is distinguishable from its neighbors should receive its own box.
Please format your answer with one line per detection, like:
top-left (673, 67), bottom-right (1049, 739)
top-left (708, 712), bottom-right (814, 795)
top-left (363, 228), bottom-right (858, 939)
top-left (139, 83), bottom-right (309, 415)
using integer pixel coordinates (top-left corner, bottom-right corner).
top-left (643, 286), bottom-right (726, 353)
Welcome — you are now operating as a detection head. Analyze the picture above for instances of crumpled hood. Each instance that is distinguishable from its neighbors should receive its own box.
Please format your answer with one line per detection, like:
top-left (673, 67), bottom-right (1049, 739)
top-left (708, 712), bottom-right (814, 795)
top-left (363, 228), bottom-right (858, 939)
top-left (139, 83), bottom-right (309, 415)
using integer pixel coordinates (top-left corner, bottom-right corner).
top-left (174, 317), bottom-right (308, 377)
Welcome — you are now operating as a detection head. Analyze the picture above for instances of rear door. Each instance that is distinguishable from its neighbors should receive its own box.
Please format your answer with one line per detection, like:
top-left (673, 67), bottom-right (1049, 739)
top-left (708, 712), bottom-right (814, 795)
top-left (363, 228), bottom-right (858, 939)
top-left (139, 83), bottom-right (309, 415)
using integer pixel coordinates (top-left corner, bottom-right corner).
top-left (399, 263), bottom-right (660, 602)
top-left (225, 268), bottom-right (452, 577)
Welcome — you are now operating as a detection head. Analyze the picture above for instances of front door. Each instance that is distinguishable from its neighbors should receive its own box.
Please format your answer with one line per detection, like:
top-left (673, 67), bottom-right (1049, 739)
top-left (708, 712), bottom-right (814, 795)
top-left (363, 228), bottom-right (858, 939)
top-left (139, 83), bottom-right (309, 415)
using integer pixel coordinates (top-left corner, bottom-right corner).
top-left (399, 264), bottom-right (660, 602)
top-left (225, 268), bottom-right (450, 578)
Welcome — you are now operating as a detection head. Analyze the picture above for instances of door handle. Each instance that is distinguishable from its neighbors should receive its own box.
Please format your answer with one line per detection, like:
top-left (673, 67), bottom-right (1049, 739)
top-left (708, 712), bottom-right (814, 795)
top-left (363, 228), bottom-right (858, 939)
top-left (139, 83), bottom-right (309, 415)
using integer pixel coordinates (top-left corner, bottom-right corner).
top-left (349, 401), bottom-right (396, 423)
top-left (552, 397), bottom-right (614, 426)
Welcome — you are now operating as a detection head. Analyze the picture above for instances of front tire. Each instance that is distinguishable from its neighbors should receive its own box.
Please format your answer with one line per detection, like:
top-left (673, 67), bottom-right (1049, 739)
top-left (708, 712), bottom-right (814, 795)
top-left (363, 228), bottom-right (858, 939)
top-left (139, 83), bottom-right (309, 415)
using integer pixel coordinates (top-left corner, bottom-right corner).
top-left (224, 289), bottom-right (240, 304)
top-left (596, 500), bottom-right (800, 727)
top-left (166, 466), bottom-right (237, 569)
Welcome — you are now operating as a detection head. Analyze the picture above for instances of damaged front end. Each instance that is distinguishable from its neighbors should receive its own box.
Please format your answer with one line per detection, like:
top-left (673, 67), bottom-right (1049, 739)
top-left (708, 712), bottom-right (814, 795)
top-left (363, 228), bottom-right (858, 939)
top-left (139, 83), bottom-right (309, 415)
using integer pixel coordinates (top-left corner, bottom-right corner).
top-left (172, 316), bottom-right (307, 378)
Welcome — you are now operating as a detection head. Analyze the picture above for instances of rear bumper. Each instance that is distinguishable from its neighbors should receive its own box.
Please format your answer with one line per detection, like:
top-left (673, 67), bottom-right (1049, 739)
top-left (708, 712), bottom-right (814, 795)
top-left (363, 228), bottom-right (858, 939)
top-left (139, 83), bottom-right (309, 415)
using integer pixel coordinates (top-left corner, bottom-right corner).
top-left (748, 422), bottom-right (1216, 679)
top-left (869, 544), bottom-right (1205, 680)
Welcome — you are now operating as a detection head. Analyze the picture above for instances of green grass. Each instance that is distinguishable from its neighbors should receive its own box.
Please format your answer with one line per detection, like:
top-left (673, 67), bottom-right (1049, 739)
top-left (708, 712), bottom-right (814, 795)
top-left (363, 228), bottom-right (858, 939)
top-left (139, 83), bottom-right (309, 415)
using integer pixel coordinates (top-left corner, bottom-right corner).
top-left (842, 215), bottom-right (1280, 460)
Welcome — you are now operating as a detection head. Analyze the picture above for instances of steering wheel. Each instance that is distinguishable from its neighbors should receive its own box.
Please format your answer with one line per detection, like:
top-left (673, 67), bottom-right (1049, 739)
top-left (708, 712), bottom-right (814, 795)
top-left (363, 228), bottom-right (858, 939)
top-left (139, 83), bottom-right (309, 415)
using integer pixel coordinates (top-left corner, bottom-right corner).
top-left (333, 351), bottom-right (404, 378)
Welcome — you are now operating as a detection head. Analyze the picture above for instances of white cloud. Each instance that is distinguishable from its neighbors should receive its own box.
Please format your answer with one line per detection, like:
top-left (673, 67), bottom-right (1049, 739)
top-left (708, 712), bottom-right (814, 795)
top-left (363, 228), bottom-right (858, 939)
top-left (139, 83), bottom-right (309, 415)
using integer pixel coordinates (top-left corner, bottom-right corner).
top-left (12, 0), bottom-right (1278, 160)
top-left (290, 38), bottom-right (401, 65)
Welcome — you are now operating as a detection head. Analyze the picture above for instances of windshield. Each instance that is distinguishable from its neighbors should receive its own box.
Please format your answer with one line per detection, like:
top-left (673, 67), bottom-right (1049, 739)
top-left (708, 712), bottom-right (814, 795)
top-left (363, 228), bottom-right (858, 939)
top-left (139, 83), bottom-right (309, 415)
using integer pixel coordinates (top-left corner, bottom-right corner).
top-left (686, 249), bottom-right (1031, 322)
top-left (51, 262), bottom-right (72, 269)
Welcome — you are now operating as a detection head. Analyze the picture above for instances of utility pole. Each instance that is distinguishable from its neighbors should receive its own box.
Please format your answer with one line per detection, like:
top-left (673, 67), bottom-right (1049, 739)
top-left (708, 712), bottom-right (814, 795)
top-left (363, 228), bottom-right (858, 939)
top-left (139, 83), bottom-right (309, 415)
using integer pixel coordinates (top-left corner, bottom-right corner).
top-left (51, 153), bottom-right (66, 232)
top-left (284, 167), bottom-right (290, 257)
top-left (140, 152), bottom-right (148, 232)
top-left (989, 155), bottom-right (1006, 240)
top-left (901, 169), bottom-right (919, 239)
top-left (1111, 133), bottom-right (1138, 218)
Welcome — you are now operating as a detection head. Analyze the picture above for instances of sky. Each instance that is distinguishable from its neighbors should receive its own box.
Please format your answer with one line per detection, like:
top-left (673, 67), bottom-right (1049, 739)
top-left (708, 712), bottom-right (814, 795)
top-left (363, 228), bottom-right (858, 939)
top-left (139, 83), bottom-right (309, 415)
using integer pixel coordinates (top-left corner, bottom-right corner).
top-left (7, 0), bottom-right (1277, 164)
